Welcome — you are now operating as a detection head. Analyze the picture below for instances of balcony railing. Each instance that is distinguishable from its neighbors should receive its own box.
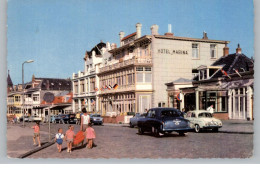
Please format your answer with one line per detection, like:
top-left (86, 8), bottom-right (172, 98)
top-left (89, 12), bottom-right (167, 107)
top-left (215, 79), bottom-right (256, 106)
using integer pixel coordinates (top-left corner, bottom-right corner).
top-left (99, 56), bottom-right (152, 73)
top-left (99, 84), bottom-right (135, 94)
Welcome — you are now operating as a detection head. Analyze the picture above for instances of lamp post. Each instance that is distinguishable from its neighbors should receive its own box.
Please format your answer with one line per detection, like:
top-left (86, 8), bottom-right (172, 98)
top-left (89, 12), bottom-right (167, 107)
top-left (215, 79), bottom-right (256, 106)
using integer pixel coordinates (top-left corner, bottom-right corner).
top-left (22, 60), bottom-right (34, 128)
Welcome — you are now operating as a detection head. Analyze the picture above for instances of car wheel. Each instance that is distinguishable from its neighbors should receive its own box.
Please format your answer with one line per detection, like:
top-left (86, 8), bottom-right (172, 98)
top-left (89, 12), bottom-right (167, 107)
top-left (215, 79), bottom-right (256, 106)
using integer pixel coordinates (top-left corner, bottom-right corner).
top-left (212, 128), bottom-right (219, 132)
top-left (138, 127), bottom-right (144, 135)
top-left (179, 132), bottom-right (185, 136)
top-left (195, 124), bottom-right (200, 133)
top-left (130, 122), bottom-right (134, 128)
top-left (152, 127), bottom-right (160, 137)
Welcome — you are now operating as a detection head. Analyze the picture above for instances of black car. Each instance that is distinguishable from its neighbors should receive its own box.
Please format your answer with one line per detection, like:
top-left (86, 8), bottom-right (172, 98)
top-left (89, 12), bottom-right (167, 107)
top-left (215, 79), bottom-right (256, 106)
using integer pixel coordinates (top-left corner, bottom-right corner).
top-left (54, 114), bottom-right (77, 124)
top-left (137, 108), bottom-right (192, 137)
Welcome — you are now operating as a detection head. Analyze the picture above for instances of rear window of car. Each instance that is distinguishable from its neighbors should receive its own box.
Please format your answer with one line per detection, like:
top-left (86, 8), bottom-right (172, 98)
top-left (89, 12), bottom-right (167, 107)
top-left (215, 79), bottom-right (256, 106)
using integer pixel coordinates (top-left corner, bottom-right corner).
top-left (198, 113), bottom-right (212, 118)
top-left (161, 110), bottom-right (179, 118)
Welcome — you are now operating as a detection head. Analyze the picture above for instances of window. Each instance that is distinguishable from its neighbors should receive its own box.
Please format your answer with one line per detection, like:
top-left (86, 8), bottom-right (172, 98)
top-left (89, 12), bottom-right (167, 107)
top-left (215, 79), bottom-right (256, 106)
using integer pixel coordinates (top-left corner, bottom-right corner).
top-left (147, 110), bottom-right (156, 118)
top-left (14, 96), bottom-right (20, 102)
top-left (210, 44), bottom-right (217, 58)
top-left (192, 43), bottom-right (199, 58)
top-left (161, 110), bottom-right (179, 118)
top-left (90, 77), bottom-right (95, 92)
top-left (74, 82), bottom-right (78, 94)
top-left (127, 74), bottom-right (133, 85)
top-left (136, 67), bottom-right (152, 83)
top-left (33, 94), bottom-right (39, 102)
top-left (80, 80), bottom-right (85, 93)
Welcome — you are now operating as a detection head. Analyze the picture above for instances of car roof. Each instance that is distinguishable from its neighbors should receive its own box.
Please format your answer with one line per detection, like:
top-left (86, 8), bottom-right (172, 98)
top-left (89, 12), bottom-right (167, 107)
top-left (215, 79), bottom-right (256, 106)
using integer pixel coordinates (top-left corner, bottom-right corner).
top-left (187, 110), bottom-right (210, 113)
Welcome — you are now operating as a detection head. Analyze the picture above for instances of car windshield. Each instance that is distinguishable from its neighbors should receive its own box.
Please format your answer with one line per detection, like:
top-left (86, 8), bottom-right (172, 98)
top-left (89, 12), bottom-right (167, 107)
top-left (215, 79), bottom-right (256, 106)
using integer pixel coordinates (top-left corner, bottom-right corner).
top-left (198, 112), bottom-right (212, 118)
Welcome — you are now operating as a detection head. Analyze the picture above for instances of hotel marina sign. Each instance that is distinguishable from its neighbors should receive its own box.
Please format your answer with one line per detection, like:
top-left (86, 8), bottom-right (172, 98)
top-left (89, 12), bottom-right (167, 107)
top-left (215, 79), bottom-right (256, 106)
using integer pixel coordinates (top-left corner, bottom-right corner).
top-left (158, 49), bottom-right (188, 55)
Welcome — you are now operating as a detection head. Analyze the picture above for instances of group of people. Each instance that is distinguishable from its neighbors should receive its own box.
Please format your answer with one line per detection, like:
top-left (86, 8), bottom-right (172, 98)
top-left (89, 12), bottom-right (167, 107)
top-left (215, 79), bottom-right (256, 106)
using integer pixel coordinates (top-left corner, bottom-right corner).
top-left (31, 108), bottom-right (96, 154)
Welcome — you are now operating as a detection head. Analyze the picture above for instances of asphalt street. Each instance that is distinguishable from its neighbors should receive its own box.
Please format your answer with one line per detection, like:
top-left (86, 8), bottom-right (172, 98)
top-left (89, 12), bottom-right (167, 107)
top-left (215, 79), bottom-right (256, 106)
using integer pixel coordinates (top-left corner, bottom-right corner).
top-left (8, 121), bottom-right (252, 159)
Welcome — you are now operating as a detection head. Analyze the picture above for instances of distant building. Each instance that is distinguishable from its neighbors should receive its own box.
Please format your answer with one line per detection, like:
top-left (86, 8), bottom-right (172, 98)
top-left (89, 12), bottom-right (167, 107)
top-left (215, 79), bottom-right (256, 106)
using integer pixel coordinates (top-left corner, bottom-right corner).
top-left (72, 42), bottom-right (112, 113)
top-left (7, 75), bottom-right (72, 120)
top-left (175, 44), bottom-right (254, 120)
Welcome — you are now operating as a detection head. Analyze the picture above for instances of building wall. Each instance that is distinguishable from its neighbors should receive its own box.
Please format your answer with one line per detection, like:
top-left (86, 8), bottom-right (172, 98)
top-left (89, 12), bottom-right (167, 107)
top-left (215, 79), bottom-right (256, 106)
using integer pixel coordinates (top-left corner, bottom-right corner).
top-left (152, 37), bottom-right (225, 108)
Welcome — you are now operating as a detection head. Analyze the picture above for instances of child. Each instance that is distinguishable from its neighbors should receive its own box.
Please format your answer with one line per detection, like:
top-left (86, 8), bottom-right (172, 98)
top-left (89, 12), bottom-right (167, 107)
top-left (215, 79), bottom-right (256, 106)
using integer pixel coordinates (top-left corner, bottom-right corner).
top-left (55, 128), bottom-right (64, 153)
top-left (85, 123), bottom-right (96, 149)
top-left (65, 125), bottom-right (75, 153)
top-left (31, 122), bottom-right (41, 147)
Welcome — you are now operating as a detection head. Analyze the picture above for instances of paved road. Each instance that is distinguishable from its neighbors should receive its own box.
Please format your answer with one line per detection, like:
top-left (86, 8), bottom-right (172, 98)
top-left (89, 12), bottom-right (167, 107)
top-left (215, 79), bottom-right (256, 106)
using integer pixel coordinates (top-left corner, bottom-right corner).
top-left (23, 122), bottom-right (253, 159)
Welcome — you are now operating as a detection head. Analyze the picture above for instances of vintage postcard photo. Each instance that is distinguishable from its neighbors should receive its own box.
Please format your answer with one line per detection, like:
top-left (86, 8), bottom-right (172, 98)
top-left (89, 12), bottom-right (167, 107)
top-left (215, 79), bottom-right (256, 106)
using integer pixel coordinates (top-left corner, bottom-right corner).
top-left (6, 0), bottom-right (254, 159)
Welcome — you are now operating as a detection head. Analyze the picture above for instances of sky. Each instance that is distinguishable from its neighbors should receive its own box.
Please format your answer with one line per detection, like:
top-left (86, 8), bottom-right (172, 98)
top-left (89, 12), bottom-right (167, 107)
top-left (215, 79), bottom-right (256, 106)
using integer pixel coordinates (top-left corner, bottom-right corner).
top-left (7, 0), bottom-right (254, 85)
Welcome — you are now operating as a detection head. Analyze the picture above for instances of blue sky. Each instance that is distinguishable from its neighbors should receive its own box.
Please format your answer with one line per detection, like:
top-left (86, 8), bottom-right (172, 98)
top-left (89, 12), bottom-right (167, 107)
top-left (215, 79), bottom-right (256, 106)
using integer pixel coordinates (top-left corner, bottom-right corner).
top-left (7, 0), bottom-right (254, 85)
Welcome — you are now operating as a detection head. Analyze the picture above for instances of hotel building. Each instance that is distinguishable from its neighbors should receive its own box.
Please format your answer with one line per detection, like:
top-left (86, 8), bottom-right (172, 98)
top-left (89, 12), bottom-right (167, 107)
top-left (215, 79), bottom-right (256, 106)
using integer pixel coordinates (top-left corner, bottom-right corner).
top-left (97, 23), bottom-right (229, 115)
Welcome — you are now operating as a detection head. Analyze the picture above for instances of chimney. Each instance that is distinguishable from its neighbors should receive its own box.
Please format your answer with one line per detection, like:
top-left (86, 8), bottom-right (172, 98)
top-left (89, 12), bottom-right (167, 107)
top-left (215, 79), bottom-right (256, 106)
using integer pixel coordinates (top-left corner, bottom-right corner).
top-left (119, 31), bottom-right (125, 46)
top-left (164, 24), bottom-right (174, 36)
top-left (150, 24), bottom-right (159, 35)
top-left (136, 23), bottom-right (142, 38)
top-left (111, 43), bottom-right (117, 49)
top-left (223, 43), bottom-right (229, 56)
top-left (202, 31), bottom-right (208, 39)
top-left (106, 42), bottom-right (111, 50)
top-left (236, 43), bottom-right (242, 54)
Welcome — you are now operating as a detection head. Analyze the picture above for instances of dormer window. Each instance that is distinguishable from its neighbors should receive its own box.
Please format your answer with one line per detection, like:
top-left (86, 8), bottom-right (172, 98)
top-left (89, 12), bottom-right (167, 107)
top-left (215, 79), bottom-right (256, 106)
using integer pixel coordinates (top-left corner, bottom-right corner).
top-left (192, 43), bottom-right (199, 58)
top-left (210, 44), bottom-right (217, 58)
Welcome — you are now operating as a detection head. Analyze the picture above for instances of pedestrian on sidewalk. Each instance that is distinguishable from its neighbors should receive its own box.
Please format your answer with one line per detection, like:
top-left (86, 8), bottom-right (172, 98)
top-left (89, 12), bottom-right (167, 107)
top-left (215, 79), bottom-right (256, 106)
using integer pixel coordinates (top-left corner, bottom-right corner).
top-left (54, 128), bottom-right (64, 153)
top-left (31, 122), bottom-right (41, 147)
top-left (85, 123), bottom-right (96, 149)
top-left (80, 108), bottom-right (90, 132)
top-left (65, 125), bottom-right (75, 153)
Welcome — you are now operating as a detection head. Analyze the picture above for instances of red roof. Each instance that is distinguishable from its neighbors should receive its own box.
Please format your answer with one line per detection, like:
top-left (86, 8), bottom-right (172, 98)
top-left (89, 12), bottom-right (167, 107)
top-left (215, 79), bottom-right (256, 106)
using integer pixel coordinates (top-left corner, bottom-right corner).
top-left (41, 92), bottom-right (73, 105)
top-left (121, 32), bottom-right (136, 41)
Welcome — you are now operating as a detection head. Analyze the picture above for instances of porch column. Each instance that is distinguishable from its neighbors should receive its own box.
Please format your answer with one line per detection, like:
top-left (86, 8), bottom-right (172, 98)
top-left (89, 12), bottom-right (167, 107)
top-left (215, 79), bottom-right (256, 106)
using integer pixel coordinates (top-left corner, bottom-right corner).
top-left (195, 89), bottom-right (199, 111)
top-left (72, 99), bottom-right (75, 113)
top-left (78, 99), bottom-right (81, 112)
top-left (228, 90), bottom-right (232, 119)
top-left (180, 92), bottom-right (185, 111)
top-left (96, 96), bottom-right (99, 113)
top-left (232, 89), bottom-right (235, 119)
top-left (247, 86), bottom-right (253, 120)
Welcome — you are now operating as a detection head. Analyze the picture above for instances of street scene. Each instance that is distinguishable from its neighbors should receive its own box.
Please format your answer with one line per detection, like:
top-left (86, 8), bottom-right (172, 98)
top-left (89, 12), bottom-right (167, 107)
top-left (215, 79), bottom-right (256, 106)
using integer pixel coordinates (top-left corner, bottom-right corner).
top-left (6, 0), bottom-right (254, 159)
top-left (7, 121), bottom-right (253, 159)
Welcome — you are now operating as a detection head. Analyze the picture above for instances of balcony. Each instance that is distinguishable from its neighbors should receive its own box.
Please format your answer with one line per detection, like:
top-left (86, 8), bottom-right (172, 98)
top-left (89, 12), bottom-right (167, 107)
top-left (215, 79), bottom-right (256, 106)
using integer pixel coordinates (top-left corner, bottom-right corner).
top-left (99, 84), bottom-right (135, 94)
top-left (99, 56), bottom-right (152, 74)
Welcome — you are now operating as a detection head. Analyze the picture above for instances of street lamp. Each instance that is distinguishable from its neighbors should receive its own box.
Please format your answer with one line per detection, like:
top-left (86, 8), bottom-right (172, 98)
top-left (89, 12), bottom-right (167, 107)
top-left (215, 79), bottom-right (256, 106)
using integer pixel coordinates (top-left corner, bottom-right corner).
top-left (22, 60), bottom-right (34, 127)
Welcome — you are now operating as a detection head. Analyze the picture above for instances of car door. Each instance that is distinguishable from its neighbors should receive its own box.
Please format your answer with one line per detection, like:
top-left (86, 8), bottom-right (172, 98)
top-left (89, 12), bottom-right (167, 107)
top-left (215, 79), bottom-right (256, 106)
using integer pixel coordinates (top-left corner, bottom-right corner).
top-left (143, 109), bottom-right (156, 130)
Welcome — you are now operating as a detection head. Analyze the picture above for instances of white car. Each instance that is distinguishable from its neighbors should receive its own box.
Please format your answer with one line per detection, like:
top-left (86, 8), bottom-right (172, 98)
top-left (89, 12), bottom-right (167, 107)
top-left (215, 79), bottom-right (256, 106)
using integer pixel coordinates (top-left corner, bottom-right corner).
top-left (185, 110), bottom-right (222, 133)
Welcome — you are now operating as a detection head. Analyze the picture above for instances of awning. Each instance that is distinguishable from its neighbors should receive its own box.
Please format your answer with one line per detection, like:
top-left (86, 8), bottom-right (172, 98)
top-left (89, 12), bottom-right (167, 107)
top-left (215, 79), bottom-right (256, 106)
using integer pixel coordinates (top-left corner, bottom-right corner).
top-left (33, 105), bottom-right (49, 109)
top-left (220, 79), bottom-right (254, 89)
top-left (50, 104), bottom-right (71, 110)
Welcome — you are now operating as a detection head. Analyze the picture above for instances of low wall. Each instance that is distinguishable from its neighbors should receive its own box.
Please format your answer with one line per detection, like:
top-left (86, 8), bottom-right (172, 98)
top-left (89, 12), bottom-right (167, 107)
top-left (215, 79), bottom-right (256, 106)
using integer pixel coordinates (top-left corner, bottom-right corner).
top-left (213, 113), bottom-right (229, 120)
top-left (102, 115), bottom-right (125, 124)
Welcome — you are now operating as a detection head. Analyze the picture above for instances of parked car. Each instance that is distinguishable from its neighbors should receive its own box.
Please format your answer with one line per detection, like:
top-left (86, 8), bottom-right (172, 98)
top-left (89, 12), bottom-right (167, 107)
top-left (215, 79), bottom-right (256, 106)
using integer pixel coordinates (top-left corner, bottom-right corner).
top-left (53, 114), bottom-right (64, 124)
top-left (137, 108), bottom-right (193, 137)
top-left (63, 114), bottom-right (77, 124)
top-left (130, 113), bottom-right (145, 128)
top-left (50, 115), bottom-right (58, 123)
top-left (30, 115), bottom-right (42, 122)
top-left (18, 116), bottom-right (29, 122)
top-left (185, 110), bottom-right (222, 133)
top-left (90, 114), bottom-right (103, 125)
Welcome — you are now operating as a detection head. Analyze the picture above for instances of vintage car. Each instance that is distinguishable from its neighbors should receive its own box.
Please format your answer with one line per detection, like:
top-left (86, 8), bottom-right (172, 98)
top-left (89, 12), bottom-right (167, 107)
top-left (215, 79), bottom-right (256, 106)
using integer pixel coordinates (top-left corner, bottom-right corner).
top-left (137, 108), bottom-right (192, 137)
top-left (185, 110), bottom-right (222, 133)
top-left (90, 114), bottom-right (103, 125)
top-left (129, 113), bottom-right (145, 128)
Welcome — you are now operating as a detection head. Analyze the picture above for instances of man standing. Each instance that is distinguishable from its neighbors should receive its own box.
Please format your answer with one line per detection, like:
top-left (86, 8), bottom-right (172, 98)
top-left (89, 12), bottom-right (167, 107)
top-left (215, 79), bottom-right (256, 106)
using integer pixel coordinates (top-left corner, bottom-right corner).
top-left (207, 105), bottom-right (214, 114)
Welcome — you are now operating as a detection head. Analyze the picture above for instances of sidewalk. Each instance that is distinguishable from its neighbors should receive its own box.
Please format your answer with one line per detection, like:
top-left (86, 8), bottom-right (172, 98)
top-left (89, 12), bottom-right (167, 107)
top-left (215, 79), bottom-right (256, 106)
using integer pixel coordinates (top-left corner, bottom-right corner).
top-left (7, 124), bottom-right (51, 158)
top-left (219, 120), bottom-right (254, 134)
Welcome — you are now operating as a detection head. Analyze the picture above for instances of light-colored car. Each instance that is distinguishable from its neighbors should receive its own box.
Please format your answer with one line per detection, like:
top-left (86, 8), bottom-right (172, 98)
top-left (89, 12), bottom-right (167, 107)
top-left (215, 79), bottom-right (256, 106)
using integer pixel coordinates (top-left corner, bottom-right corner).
top-left (30, 115), bottom-right (42, 122)
top-left (185, 110), bottom-right (222, 133)
top-left (129, 113), bottom-right (145, 128)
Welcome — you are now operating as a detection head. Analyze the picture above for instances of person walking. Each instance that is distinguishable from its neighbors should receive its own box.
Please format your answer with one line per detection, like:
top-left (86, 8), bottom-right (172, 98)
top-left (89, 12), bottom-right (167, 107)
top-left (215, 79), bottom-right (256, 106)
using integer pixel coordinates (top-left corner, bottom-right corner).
top-left (65, 125), bottom-right (75, 153)
top-left (54, 128), bottom-right (64, 153)
top-left (76, 112), bottom-right (81, 125)
top-left (85, 123), bottom-right (96, 149)
top-left (80, 108), bottom-right (90, 132)
top-left (31, 122), bottom-right (41, 147)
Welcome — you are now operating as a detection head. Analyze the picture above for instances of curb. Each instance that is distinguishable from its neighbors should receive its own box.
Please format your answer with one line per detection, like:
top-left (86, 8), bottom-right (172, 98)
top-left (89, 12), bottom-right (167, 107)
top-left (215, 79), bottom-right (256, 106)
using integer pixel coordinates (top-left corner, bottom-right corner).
top-left (18, 140), bottom-right (55, 159)
top-left (218, 131), bottom-right (254, 134)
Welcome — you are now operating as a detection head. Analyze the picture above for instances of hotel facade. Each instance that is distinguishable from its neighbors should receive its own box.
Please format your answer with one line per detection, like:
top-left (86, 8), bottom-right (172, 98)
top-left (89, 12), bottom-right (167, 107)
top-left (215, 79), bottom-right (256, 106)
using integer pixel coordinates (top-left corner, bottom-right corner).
top-left (72, 23), bottom-right (229, 116)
